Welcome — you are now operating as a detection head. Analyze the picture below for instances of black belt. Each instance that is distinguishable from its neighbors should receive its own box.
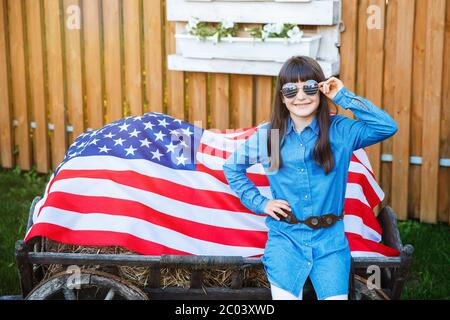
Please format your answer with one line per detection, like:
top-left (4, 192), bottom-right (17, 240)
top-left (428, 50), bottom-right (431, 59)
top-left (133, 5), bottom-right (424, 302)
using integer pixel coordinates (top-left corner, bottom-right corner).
top-left (277, 210), bottom-right (344, 229)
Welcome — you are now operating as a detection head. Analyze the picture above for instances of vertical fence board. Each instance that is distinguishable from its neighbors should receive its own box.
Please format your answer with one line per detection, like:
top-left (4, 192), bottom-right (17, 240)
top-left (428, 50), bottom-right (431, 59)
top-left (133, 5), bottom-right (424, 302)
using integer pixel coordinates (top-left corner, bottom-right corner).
top-left (230, 75), bottom-right (253, 128)
top-left (439, 0), bottom-right (450, 224)
top-left (123, 0), bottom-right (143, 116)
top-left (8, 0), bottom-right (31, 170)
top-left (380, 0), bottom-right (397, 210)
top-left (420, 0), bottom-right (446, 223)
top-left (356, 0), bottom-right (368, 98)
top-left (64, 0), bottom-right (84, 140)
top-left (103, 0), bottom-right (123, 122)
top-left (255, 76), bottom-right (272, 125)
top-left (44, 0), bottom-right (67, 169)
top-left (165, 20), bottom-right (184, 120)
top-left (143, 0), bottom-right (164, 114)
top-left (83, 0), bottom-right (103, 129)
top-left (210, 73), bottom-right (229, 131)
top-left (363, 0), bottom-right (385, 182)
top-left (0, 0), bottom-right (13, 168)
top-left (409, 0), bottom-right (427, 220)
top-left (339, 0), bottom-right (358, 119)
top-left (188, 72), bottom-right (207, 126)
top-left (26, 0), bottom-right (49, 173)
top-left (391, 0), bottom-right (415, 220)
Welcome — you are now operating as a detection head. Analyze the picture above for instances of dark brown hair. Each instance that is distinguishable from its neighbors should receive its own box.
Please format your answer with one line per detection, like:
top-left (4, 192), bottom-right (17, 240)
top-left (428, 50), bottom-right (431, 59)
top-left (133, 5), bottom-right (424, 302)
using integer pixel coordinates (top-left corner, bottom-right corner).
top-left (267, 56), bottom-right (336, 174)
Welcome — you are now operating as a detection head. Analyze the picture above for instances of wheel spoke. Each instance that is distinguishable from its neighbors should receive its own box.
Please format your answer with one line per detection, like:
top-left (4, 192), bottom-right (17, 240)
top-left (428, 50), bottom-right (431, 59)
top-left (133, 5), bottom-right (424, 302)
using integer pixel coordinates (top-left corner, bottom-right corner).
top-left (104, 289), bottom-right (116, 300)
top-left (63, 288), bottom-right (76, 300)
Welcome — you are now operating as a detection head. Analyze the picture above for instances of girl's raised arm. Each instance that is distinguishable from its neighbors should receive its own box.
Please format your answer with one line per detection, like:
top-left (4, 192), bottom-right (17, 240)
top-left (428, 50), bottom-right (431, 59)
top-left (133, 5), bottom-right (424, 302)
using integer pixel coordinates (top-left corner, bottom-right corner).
top-left (331, 86), bottom-right (398, 151)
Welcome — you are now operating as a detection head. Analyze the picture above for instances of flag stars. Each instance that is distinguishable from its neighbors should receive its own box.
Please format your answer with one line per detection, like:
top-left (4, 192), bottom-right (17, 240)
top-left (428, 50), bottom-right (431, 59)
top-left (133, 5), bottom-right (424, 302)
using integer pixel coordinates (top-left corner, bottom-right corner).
top-left (98, 145), bottom-right (111, 153)
top-left (182, 127), bottom-right (193, 137)
top-left (89, 138), bottom-right (100, 145)
top-left (118, 123), bottom-right (130, 132)
top-left (176, 154), bottom-right (188, 166)
top-left (114, 138), bottom-right (126, 146)
top-left (124, 145), bottom-right (137, 156)
top-left (154, 130), bottom-right (166, 142)
top-left (143, 121), bottom-right (154, 130)
top-left (140, 138), bottom-right (152, 148)
top-left (165, 142), bottom-right (178, 153)
top-left (170, 129), bottom-right (181, 137)
top-left (158, 118), bottom-right (169, 128)
top-left (129, 129), bottom-right (141, 138)
top-left (151, 149), bottom-right (163, 161)
top-left (103, 132), bottom-right (115, 139)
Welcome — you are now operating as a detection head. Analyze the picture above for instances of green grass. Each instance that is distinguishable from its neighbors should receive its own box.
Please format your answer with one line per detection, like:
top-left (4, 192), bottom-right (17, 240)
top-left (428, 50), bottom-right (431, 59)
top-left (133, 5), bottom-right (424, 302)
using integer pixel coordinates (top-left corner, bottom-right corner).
top-left (0, 167), bottom-right (448, 299)
top-left (0, 167), bottom-right (50, 296)
top-left (397, 220), bottom-right (450, 299)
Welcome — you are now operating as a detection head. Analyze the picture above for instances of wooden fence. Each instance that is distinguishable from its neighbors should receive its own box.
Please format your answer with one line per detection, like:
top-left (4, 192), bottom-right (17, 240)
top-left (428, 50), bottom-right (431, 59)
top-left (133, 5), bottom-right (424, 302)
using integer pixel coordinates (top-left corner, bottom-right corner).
top-left (0, 0), bottom-right (448, 224)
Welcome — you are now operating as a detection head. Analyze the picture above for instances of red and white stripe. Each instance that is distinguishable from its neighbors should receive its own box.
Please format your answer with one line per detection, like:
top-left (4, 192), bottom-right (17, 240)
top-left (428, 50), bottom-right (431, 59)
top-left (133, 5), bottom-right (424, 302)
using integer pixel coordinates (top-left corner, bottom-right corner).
top-left (26, 123), bottom-right (399, 258)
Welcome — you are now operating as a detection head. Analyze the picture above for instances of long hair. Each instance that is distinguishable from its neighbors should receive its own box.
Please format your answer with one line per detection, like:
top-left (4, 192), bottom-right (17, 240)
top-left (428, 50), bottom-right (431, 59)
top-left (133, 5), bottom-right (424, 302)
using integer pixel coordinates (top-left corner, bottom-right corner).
top-left (267, 56), bottom-right (336, 174)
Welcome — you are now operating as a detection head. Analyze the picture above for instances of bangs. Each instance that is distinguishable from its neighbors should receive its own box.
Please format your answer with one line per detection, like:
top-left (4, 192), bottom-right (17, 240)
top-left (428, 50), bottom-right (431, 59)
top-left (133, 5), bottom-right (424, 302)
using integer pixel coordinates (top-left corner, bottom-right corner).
top-left (279, 57), bottom-right (324, 85)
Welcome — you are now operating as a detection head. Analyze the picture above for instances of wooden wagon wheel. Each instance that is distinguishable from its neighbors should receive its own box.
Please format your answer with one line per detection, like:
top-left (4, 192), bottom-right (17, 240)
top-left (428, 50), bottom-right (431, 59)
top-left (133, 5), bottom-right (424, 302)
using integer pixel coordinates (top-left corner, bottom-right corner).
top-left (352, 274), bottom-right (391, 300)
top-left (26, 270), bottom-right (148, 300)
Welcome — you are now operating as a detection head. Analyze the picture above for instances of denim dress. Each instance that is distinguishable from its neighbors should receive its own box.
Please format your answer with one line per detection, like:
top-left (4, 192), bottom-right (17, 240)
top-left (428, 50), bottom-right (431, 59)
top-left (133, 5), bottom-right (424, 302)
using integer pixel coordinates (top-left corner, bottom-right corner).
top-left (222, 87), bottom-right (398, 300)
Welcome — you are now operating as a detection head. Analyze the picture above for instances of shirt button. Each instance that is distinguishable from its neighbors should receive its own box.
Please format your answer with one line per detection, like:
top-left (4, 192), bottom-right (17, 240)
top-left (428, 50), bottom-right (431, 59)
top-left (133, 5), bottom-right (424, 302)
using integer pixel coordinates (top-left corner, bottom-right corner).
top-left (300, 144), bottom-right (303, 147)
top-left (307, 262), bottom-right (311, 266)
top-left (304, 195), bottom-right (308, 199)
top-left (300, 168), bottom-right (305, 172)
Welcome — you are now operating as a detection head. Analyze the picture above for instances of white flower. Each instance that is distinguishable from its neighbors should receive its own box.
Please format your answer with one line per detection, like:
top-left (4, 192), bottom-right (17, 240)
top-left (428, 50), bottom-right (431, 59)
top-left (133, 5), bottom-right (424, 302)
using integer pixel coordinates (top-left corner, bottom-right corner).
top-left (275, 22), bottom-right (284, 35)
top-left (226, 34), bottom-right (233, 43)
top-left (186, 17), bottom-right (200, 33)
top-left (287, 26), bottom-right (303, 43)
top-left (221, 19), bottom-right (234, 30)
top-left (263, 23), bottom-right (276, 33)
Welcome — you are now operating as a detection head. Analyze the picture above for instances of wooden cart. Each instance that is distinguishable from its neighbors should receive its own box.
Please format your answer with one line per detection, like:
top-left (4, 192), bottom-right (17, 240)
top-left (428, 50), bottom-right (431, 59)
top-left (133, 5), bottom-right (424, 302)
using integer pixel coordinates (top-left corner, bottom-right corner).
top-left (15, 196), bottom-right (414, 300)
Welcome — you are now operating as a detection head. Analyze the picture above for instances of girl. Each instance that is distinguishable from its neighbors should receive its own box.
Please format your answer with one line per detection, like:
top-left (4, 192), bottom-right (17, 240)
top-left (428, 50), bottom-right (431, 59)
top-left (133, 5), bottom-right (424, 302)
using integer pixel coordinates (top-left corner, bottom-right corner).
top-left (222, 56), bottom-right (398, 300)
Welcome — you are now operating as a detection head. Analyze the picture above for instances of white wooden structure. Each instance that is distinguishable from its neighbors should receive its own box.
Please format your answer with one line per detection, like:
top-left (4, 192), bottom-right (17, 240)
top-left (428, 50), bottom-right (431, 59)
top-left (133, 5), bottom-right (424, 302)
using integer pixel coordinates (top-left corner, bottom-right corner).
top-left (167, 0), bottom-right (342, 77)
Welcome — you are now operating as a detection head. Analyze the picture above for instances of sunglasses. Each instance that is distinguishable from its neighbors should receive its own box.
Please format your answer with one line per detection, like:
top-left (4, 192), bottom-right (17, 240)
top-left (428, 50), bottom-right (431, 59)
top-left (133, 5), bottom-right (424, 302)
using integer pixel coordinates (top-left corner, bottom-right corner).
top-left (281, 80), bottom-right (320, 99)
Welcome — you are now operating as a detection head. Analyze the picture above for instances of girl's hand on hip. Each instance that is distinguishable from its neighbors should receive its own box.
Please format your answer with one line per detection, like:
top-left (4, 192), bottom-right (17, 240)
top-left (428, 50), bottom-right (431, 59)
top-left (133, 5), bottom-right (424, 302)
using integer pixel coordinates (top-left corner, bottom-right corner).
top-left (319, 77), bottom-right (344, 100)
top-left (264, 199), bottom-right (292, 221)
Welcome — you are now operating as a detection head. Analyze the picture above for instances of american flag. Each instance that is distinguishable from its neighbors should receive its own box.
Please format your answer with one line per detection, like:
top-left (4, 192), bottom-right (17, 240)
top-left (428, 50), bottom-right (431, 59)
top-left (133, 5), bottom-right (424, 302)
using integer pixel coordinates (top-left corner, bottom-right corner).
top-left (25, 112), bottom-right (400, 257)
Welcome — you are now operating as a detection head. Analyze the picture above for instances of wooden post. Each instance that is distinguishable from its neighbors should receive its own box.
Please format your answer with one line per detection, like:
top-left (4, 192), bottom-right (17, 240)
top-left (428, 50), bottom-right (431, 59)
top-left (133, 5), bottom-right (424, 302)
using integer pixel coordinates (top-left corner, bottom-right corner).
top-left (390, 244), bottom-right (414, 300)
top-left (189, 267), bottom-right (203, 289)
top-left (231, 266), bottom-right (244, 289)
top-left (15, 240), bottom-right (34, 298)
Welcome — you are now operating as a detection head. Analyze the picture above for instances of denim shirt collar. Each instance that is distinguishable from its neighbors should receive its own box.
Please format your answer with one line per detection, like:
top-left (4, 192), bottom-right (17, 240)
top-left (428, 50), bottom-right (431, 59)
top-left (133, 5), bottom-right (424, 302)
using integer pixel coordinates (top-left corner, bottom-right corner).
top-left (286, 115), bottom-right (319, 136)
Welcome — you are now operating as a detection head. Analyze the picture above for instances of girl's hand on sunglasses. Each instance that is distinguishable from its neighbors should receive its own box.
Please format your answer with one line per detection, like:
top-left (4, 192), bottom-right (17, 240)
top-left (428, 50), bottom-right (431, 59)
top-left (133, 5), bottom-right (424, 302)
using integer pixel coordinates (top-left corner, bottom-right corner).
top-left (319, 77), bottom-right (344, 100)
top-left (263, 199), bottom-right (292, 221)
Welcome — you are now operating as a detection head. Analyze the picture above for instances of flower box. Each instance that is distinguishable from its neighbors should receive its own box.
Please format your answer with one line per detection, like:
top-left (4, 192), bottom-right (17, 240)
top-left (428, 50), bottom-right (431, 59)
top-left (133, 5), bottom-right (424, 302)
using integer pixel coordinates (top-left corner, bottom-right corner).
top-left (175, 33), bottom-right (322, 62)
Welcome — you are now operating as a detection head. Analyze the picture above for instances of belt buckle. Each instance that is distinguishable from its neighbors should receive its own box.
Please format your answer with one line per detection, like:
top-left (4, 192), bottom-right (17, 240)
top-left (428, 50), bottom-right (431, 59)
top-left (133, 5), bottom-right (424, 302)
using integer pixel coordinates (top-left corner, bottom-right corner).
top-left (308, 214), bottom-right (336, 229)
top-left (279, 209), bottom-right (298, 224)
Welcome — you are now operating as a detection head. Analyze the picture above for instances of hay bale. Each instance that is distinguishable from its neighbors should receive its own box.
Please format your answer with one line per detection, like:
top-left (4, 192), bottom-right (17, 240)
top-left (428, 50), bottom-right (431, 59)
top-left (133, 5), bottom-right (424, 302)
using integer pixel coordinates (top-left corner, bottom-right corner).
top-left (42, 239), bottom-right (269, 288)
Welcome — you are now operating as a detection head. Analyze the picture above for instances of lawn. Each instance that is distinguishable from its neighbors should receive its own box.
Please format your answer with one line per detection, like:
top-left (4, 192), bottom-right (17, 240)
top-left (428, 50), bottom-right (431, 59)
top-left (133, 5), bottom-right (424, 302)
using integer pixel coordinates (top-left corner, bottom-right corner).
top-left (0, 167), bottom-right (448, 299)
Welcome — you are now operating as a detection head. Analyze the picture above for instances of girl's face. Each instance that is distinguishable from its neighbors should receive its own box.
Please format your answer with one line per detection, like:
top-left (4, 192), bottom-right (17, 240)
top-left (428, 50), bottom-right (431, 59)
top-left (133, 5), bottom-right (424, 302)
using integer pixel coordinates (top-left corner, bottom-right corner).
top-left (281, 80), bottom-right (320, 119)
